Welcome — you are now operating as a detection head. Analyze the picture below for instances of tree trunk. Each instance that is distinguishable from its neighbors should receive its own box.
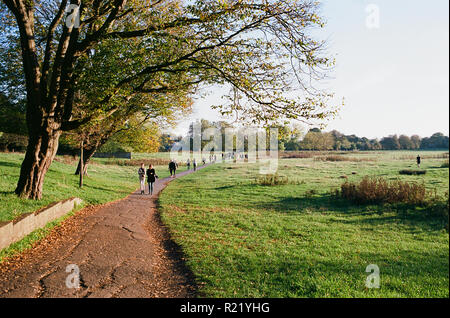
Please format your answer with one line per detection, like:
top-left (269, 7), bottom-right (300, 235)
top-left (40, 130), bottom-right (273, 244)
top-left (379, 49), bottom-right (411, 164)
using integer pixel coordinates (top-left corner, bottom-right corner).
top-left (79, 140), bottom-right (84, 187)
top-left (74, 129), bottom-right (118, 175)
top-left (75, 146), bottom-right (97, 175)
top-left (15, 128), bottom-right (61, 200)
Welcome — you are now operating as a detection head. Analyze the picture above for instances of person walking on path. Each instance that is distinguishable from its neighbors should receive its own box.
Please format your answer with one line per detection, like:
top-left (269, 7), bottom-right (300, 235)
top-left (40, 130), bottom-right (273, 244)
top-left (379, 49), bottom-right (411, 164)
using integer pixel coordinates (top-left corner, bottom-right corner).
top-left (417, 155), bottom-right (421, 168)
top-left (169, 160), bottom-right (177, 178)
top-left (186, 158), bottom-right (191, 170)
top-left (193, 159), bottom-right (197, 171)
top-left (146, 164), bottom-right (158, 195)
top-left (138, 163), bottom-right (146, 195)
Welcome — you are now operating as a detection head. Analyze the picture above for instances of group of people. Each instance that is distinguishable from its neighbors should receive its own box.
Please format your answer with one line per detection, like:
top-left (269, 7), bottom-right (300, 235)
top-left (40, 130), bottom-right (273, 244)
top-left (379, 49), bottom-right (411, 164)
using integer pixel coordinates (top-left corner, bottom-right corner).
top-left (138, 158), bottom-right (207, 194)
top-left (209, 155), bottom-right (217, 162)
top-left (168, 159), bottom-right (178, 177)
top-left (221, 152), bottom-right (248, 161)
top-left (138, 163), bottom-right (158, 195)
top-left (186, 157), bottom-right (212, 171)
top-left (185, 158), bottom-right (197, 171)
top-left (168, 157), bottom-right (209, 178)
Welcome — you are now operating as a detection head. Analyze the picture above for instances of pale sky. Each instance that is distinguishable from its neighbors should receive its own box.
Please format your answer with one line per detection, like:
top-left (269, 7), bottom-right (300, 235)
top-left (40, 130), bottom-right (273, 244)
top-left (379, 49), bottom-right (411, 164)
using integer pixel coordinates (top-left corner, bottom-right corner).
top-left (169, 0), bottom-right (449, 139)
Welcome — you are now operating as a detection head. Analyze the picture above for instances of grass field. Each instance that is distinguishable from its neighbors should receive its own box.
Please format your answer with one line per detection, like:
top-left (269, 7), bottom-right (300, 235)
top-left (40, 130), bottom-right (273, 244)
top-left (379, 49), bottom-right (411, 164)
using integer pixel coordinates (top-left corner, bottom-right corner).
top-left (0, 150), bottom-right (448, 297)
top-left (0, 153), bottom-right (169, 222)
top-left (159, 150), bottom-right (449, 298)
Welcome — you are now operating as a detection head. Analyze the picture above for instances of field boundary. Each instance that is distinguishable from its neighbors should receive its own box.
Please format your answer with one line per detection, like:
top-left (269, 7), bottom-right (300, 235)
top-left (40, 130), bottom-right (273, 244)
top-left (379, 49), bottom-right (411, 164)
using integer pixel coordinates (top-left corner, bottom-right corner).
top-left (0, 197), bottom-right (82, 251)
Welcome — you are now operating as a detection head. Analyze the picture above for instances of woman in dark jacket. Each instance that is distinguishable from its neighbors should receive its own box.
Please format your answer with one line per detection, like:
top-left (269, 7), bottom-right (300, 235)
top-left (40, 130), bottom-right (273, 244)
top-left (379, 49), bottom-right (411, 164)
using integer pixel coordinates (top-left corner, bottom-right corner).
top-left (146, 164), bottom-right (158, 195)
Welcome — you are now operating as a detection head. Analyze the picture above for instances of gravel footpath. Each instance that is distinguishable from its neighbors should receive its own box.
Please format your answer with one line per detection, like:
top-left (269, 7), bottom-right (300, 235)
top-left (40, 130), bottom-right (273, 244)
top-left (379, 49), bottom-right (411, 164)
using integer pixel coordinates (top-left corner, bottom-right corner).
top-left (0, 164), bottom-right (210, 298)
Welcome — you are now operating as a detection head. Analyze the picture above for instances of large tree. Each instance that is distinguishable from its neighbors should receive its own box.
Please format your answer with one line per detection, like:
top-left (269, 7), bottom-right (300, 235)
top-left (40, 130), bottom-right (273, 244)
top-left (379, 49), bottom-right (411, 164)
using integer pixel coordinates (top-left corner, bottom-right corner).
top-left (300, 130), bottom-right (334, 150)
top-left (380, 135), bottom-right (401, 150)
top-left (420, 132), bottom-right (449, 149)
top-left (398, 134), bottom-right (413, 150)
top-left (1, 0), bottom-right (337, 199)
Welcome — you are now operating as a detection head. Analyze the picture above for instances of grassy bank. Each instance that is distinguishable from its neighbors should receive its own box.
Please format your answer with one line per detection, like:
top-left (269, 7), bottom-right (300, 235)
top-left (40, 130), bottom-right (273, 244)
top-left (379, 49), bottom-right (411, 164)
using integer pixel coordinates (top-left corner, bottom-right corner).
top-left (159, 151), bottom-right (449, 297)
top-left (0, 152), bottom-right (169, 222)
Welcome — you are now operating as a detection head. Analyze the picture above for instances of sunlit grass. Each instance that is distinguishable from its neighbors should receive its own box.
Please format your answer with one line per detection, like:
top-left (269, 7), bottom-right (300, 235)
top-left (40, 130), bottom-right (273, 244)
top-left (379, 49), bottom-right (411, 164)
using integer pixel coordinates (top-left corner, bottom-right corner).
top-left (159, 151), bottom-right (449, 298)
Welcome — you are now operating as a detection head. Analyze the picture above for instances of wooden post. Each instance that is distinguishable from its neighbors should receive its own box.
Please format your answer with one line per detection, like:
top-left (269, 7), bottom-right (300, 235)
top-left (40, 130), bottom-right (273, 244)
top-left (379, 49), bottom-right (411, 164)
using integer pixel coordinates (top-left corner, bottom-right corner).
top-left (79, 140), bottom-right (84, 188)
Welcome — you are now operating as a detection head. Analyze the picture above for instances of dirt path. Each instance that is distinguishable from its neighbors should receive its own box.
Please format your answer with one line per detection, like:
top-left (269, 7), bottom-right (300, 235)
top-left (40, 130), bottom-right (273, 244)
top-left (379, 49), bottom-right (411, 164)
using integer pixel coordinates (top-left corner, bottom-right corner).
top-left (0, 164), bottom-right (210, 298)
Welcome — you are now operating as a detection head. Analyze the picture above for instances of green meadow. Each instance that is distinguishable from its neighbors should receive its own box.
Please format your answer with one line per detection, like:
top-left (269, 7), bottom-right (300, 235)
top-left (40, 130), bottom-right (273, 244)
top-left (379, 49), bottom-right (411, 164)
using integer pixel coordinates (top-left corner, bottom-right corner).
top-left (0, 150), bottom-right (448, 297)
top-left (159, 151), bottom-right (449, 298)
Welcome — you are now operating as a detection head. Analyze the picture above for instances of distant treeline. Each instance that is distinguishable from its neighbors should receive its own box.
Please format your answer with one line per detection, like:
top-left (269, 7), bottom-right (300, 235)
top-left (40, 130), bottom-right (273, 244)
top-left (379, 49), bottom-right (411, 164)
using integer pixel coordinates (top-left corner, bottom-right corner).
top-left (1, 109), bottom-right (449, 153)
top-left (156, 120), bottom-right (449, 152)
top-left (280, 129), bottom-right (449, 151)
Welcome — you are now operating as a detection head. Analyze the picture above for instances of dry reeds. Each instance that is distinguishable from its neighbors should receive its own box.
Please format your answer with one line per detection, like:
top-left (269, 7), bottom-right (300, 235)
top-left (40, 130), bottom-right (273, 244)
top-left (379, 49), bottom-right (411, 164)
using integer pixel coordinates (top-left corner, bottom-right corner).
top-left (339, 176), bottom-right (427, 205)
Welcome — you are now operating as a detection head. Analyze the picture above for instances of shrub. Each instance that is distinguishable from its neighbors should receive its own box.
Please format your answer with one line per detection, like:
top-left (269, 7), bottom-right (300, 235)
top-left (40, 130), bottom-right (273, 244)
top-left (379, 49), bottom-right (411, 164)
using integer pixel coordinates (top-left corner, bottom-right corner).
top-left (256, 174), bottom-right (290, 186)
top-left (0, 132), bottom-right (28, 152)
top-left (339, 176), bottom-right (427, 205)
top-left (280, 151), bottom-right (318, 159)
top-left (441, 160), bottom-right (449, 168)
top-left (399, 169), bottom-right (427, 175)
top-left (314, 155), bottom-right (376, 162)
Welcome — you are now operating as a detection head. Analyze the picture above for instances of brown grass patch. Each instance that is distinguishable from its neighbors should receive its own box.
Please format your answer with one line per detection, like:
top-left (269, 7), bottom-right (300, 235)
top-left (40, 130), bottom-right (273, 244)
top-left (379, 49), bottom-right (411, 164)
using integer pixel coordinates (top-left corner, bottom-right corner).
top-left (280, 151), bottom-right (320, 159)
top-left (339, 176), bottom-right (428, 205)
top-left (256, 174), bottom-right (290, 186)
top-left (315, 155), bottom-right (376, 162)
top-left (254, 174), bottom-right (304, 186)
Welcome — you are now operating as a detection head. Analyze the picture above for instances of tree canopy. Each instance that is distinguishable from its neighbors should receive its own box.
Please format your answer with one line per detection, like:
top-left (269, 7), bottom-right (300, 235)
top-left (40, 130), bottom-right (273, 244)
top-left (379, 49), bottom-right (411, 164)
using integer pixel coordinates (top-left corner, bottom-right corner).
top-left (1, 0), bottom-right (339, 199)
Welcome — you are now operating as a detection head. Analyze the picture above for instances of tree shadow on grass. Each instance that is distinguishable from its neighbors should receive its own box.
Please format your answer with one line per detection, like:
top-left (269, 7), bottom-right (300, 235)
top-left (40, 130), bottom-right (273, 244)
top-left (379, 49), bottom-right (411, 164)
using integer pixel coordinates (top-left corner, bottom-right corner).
top-left (0, 161), bottom-right (20, 169)
top-left (229, 246), bottom-right (448, 297)
top-left (261, 194), bottom-right (447, 232)
top-left (259, 194), bottom-right (352, 214)
top-left (309, 248), bottom-right (448, 297)
top-left (82, 184), bottom-right (128, 193)
top-left (0, 191), bottom-right (15, 195)
top-left (427, 165), bottom-right (449, 169)
top-left (214, 185), bottom-right (237, 190)
top-left (332, 207), bottom-right (447, 232)
top-left (316, 248), bottom-right (449, 281)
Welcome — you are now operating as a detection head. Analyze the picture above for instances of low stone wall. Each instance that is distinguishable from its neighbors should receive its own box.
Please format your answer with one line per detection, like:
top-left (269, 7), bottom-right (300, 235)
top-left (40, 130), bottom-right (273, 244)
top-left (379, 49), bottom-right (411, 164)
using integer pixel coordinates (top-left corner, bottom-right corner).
top-left (0, 197), bottom-right (82, 251)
